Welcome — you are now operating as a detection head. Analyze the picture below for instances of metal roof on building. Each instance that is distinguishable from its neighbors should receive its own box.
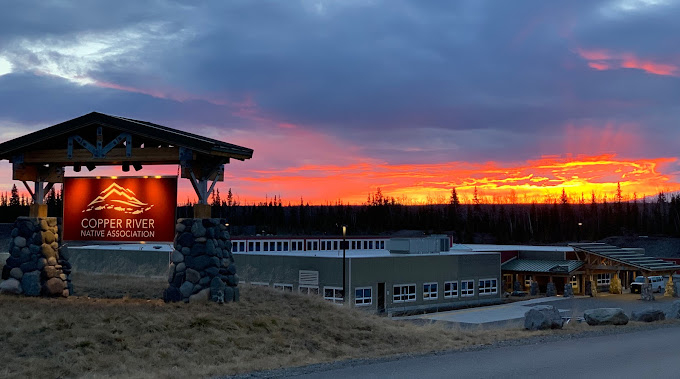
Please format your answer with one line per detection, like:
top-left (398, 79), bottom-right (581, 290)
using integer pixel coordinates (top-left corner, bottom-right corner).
top-left (502, 259), bottom-right (584, 273)
top-left (450, 244), bottom-right (573, 253)
top-left (570, 243), bottom-right (680, 273)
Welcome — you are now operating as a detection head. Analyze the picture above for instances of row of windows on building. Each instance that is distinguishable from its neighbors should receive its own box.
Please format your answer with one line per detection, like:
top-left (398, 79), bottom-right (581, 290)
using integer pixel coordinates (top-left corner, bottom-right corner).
top-left (232, 239), bottom-right (387, 253)
top-left (250, 279), bottom-right (498, 306)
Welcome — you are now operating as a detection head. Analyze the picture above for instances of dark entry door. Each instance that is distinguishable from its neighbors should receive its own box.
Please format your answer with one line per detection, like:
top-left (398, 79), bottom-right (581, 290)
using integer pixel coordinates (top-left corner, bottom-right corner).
top-left (377, 282), bottom-right (385, 313)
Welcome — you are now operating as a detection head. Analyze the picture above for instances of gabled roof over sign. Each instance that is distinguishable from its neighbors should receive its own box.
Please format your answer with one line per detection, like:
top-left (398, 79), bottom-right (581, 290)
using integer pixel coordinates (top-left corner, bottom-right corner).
top-left (0, 111), bottom-right (254, 164)
top-left (570, 242), bottom-right (680, 273)
top-left (502, 259), bottom-right (584, 274)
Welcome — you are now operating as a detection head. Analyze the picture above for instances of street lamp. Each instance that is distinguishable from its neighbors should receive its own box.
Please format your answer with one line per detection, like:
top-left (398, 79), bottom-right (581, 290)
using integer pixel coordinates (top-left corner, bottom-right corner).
top-left (577, 222), bottom-right (583, 243)
top-left (342, 225), bottom-right (347, 304)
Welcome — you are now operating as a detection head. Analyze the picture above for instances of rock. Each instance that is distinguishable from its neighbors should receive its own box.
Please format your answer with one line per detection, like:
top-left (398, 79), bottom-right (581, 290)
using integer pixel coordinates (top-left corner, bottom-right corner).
top-left (210, 277), bottom-right (226, 303)
top-left (179, 281), bottom-right (195, 298)
top-left (190, 243), bottom-right (206, 256)
top-left (185, 268), bottom-right (201, 284)
top-left (44, 278), bottom-right (65, 296)
top-left (187, 255), bottom-right (212, 271)
top-left (631, 308), bottom-right (665, 322)
top-left (223, 286), bottom-right (234, 302)
top-left (584, 308), bottom-right (629, 326)
top-left (60, 246), bottom-right (71, 260)
top-left (189, 288), bottom-right (211, 303)
top-left (9, 267), bottom-right (23, 280)
top-left (168, 263), bottom-right (176, 283)
top-left (181, 247), bottom-right (191, 256)
top-left (546, 282), bottom-right (556, 297)
top-left (0, 278), bottom-right (23, 294)
top-left (175, 262), bottom-right (186, 272)
top-left (171, 271), bottom-right (185, 288)
top-left (667, 300), bottom-right (680, 319)
top-left (6, 256), bottom-right (21, 268)
top-left (564, 283), bottom-right (574, 297)
top-left (20, 261), bottom-right (38, 273)
top-left (21, 271), bottom-right (41, 296)
top-left (198, 276), bottom-right (211, 287)
top-left (175, 222), bottom-right (186, 233)
top-left (47, 218), bottom-right (58, 227)
top-left (47, 257), bottom-right (58, 266)
top-left (39, 219), bottom-right (49, 231)
top-left (44, 265), bottom-right (60, 279)
top-left (191, 221), bottom-right (206, 237)
top-left (13, 236), bottom-right (27, 248)
top-left (163, 286), bottom-right (182, 303)
top-left (41, 243), bottom-right (57, 260)
top-left (42, 231), bottom-right (56, 244)
top-left (171, 250), bottom-right (184, 263)
top-left (10, 227), bottom-right (18, 238)
top-left (206, 239), bottom-right (216, 256)
top-left (226, 263), bottom-right (237, 275)
top-left (205, 267), bottom-right (220, 277)
top-left (226, 274), bottom-right (239, 287)
top-left (195, 237), bottom-right (207, 243)
top-left (177, 232), bottom-right (194, 248)
top-left (524, 305), bottom-right (563, 330)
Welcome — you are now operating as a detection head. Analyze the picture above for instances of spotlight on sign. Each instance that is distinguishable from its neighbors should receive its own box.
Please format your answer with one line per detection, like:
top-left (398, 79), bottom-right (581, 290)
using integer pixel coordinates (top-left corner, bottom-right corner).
top-left (73, 163), bottom-right (82, 172)
top-left (133, 162), bottom-right (143, 171)
top-left (122, 162), bottom-right (130, 172)
top-left (86, 163), bottom-right (96, 171)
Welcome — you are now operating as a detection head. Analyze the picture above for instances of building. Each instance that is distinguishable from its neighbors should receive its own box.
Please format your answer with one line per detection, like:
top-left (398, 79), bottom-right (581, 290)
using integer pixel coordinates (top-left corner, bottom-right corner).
top-left (233, 236), bottom-right (502, 314)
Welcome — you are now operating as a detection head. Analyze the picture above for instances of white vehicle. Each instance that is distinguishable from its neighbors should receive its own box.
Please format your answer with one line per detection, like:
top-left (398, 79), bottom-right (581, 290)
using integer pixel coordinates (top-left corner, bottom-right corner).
top-left (631, 276), bottom-right (667, 293)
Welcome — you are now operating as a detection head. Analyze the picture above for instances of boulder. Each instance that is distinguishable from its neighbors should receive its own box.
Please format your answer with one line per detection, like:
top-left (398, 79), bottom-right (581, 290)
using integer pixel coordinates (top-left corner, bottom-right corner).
top-left (189, 288), bottom-right (211, 303)
top-left (9, 267), bottom-right (23, 280)
top-left (667, 300), bottom-right (680, 319)
top-left (41, 243), bottom-right (57, 260)
top-left (179, 281), bottom-right (195, 298)
top-left (210, 277), bottom-right (226, 303)
top-left (226, 263), bottom-right (237, 275)
top-left (163, 286), bottom-right (182, 303)
top-left (205, 267), bottom-right (220, 278)
top-left (185, 268), bottom-right (201, 284)
top-left (21, 271), bottom-right (41, 296)
top-left (171, 250), bottom-right (184, 263)
top-left (198, 276), bottom-right (211, 287)
top-left (631, 308), bottom-right (665, 322)
top-left (171, 271), bottom-right (185, 288)
top-left (524, 305), bottom-right (563, 330)
top-left (584, 308), bottom-right (629, 325)
top-left (0, 278), bottom-right (23, 294)
top-left (42, 231), bottom-right (56, 244)
top-left (175, 222), bottom-right (186, 233)
top-left (20, 261), bottom-right (38, 273)
top-left (177, 232), bottom-right (194, 248)
top-left (44, 278), bottom-right (65, 296)
top-left (175, 262), bottom-right (186, 273)
top-left (226, 274), bottom-right (239, 287)
top-left (13, 236), bottom-right (27, 248)
top-left (223, 286), bottom-right (235, 303)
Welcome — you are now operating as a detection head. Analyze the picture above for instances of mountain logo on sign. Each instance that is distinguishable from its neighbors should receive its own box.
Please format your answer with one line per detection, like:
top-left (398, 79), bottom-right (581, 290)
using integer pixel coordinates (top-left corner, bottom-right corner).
top-left (82, 183), bottom-right (154, 214)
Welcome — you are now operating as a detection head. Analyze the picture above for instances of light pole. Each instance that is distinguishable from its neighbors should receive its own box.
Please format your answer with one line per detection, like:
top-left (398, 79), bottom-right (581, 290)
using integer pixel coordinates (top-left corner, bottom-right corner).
top-left (342, 225), bottom-right (347, 304)
top-left (577, 222), bottom-right (583, 243)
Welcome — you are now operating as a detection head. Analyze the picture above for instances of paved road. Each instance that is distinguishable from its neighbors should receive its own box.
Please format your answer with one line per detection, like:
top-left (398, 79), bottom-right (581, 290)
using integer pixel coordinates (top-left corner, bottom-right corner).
top-left (290, 326), bottom-right (680, 379)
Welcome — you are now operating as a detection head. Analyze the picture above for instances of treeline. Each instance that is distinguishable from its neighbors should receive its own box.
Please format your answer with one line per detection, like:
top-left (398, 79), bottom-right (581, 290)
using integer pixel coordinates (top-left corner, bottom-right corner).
top-left (4, 185), bottom-right (680, 244)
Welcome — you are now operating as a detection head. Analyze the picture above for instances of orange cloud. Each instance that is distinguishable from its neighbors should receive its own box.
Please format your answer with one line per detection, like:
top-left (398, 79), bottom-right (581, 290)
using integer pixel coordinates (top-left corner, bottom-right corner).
top-left (576, 48), bottom-right (679, 77)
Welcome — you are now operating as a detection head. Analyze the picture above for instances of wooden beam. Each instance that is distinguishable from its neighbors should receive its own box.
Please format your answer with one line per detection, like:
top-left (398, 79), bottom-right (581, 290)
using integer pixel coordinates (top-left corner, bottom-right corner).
top-left (585, 264), bottom-right (631, 271)
top-left (21, 147), bottom-right (184, 165)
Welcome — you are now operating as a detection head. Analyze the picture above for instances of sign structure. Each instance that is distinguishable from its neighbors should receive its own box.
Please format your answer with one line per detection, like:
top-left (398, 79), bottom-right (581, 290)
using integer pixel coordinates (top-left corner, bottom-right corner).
top-left (63, 176), bottom-right (177, 242)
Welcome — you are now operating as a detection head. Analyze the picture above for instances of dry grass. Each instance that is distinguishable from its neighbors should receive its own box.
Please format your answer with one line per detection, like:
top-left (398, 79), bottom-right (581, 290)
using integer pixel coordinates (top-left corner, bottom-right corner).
top-left (0, 267), bottom-right (678, 378)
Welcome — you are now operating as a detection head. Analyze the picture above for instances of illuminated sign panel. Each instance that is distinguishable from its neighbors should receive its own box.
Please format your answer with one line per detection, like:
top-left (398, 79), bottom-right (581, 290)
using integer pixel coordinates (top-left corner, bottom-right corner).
top-left (63, 177), bottom-right (177, 242)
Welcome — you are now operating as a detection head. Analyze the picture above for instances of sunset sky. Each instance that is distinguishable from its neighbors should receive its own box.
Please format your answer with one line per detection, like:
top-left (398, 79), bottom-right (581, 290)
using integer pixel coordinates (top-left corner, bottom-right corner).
top-left (1, 0), bottom-right (680, 205)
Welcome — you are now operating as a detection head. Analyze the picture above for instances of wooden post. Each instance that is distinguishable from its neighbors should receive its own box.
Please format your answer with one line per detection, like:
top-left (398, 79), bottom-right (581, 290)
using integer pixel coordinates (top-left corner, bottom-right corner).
top-left (193, 203), bottom-right (211, 218)
top-left (29, 204), bottom-right (48, 218)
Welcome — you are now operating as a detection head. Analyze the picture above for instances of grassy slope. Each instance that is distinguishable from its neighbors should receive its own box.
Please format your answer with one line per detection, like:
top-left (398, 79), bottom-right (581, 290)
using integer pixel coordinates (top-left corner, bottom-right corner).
top-left (1, 266), bottom-right (678, 378)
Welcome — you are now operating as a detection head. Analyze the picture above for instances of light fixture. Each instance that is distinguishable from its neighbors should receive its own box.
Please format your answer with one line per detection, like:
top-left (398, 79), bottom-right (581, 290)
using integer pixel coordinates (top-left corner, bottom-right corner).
top-left (133, 162), bottom-right (143, 171)
top-left (123, 162), bottom-right (130, 172)
top-left (86, 163), bottom-right (96, 171)
top-left (73, 163), bottom-right (81, 172)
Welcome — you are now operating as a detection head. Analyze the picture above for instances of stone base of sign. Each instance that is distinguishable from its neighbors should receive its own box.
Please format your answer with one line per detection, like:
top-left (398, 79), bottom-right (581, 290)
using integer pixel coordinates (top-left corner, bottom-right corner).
top-left (0, 217), bottom-right (71, 297)
top-left (165, 218), bottom-right (239, 303)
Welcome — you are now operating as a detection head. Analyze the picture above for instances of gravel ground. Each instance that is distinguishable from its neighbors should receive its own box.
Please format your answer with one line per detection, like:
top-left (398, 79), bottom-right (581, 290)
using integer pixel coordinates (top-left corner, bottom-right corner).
top-left (226, 294), bottom-right (680, 379)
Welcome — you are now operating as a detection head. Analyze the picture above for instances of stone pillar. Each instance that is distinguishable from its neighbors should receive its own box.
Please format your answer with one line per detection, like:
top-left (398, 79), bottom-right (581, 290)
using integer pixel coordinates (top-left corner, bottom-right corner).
top-left (546, 282), bottom-right (556, 297)
top-left (585, 280), bottom-right (593, 297)
top-left (564, 283), bottom-right (574, 297)
top-left (609, 274), bottom-right (622, 294)
top-left (530, 281), bottom-right (539, 296)
top-left (664, 276), bottom-right (674, 297)
top-left (641, 283), bottom-right (655, 301)
top-left (513, 280), bottom-right (521, 292)
top-left (674, 278), bottom-right (680, 298)
top-left (164, 218), bottom-right (238, 303)
top-left (0, 217), bottom-right (71, 297)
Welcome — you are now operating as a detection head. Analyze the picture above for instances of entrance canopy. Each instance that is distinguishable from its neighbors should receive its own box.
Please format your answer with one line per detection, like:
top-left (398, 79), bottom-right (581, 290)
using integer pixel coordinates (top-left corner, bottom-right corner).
top-left (0, 112), bottom-right (254, 216)
top-left (570, 243), bottom-right (680, 275)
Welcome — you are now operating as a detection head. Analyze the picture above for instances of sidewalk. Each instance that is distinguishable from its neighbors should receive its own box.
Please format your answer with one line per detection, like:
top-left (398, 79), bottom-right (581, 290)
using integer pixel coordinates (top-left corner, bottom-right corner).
top-left (396, 297), bottom-right (579, 328)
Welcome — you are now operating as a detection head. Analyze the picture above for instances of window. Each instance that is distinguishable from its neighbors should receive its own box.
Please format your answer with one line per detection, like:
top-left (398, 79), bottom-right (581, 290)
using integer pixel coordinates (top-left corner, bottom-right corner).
top-left (570, 276), bottom-right (579, 289)
top-left (461, 280), bottom-right (474, 297)
top-left (393, 284), bottom-right (416, 303)
top-left (270, 242), bottom-right (275, 251)
top-left (307, 241), bottom-right (312, 250)
top-left (232, 242), bottom-right (238, 252)
top-left (274, 283), bottom-right (293, 292)
top-left (524, 275), bottom-right (532, 288)
top-left (363, 241), bottom-right (368, 249)
top-left (255, 242), bottom-right (261, 252)
top-left (597, 273), bottom-right (611, 285)
top-left (369, 241), bottom-right (373, 249)
top-left (355, 287), bottom-right (372, 305)
top-left (283, 242), bottom-right (289, 251)
top-left (380, 241), bottom-right (385, 249)
top-left (423, 282), bottom-right (438, 300)
top-left (313, 241), bottom-right (318, 250)
top-left (248, 242), bottom-right (254, 251)
top-left (239, 242), bottom-right (245, 252)
top-left (263, 242), bottom-right (269, 251)
top-left (334, 241), bottom-right (339, 250)
top-left (297, 241), bottom-right (303, 251)
top-left (478, 279), bottom-right (498, 295)
top-left (277, 242), bottom-right (282, 251)
top-left (299, 285), bottom-right (319, 295)
top-left (324, 287), bottom-right (344, 303)
top-left (444, 281), bottom-right (458, 298)
top-left (320, 241), bottom-right (326, 250)
top-left (351, 241), bottom-right (357, 249)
